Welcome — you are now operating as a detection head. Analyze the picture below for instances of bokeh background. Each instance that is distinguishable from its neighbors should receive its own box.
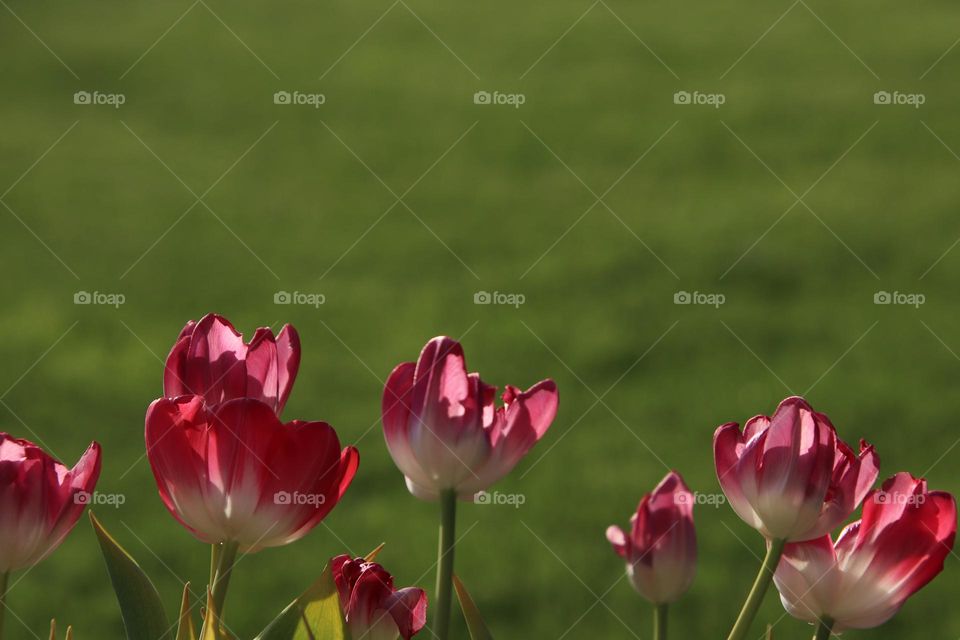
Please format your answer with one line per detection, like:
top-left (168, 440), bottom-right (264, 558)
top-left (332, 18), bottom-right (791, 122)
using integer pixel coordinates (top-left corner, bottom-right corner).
top-left (2, 0), bottom-right (960, 637)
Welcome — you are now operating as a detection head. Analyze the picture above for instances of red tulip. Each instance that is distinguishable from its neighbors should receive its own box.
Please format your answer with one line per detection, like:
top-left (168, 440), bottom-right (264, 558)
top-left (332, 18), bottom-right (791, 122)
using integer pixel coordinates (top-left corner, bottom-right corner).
top-left (0, 433), bottom-right (101, 572)
top-left (382, 336), bottom-right (558, 500)
top-left (606, 471), bottom-right (697, 604)
top-left (145, 396), bottom-right (358, 551)
top-left (331, 554), bottom-right (427, 640)
top-left (714, 396), bottom-right (879, 541)
top-left (773, 473), bottom-right (956, 631)
top-left (164, 314), bottom-right (300, 415)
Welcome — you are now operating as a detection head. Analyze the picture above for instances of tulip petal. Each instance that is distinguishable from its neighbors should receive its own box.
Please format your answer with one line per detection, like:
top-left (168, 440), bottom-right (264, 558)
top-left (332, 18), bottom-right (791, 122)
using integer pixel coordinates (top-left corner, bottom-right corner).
top-left (385, 587), bottom-right (427, 639)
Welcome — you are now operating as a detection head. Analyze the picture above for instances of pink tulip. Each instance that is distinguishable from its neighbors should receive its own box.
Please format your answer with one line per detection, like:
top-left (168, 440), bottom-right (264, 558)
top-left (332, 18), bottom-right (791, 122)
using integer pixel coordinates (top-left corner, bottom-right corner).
top-left (0, 433), bottom-right (101, 572)
top-left (774, 473), bottom-right (956, 631)
top-left (382, 336), bottom-right (558, 500)
top-left (145, 396), bottom-right (358, 551)
top-left (714, 396), bottom-right (879, 541)
top-left (164, 314), bottom-right (300, 415)
top-left (606, 472), bottom-right (697, 604)
top-left (331, 554), bottom-right (427, 640)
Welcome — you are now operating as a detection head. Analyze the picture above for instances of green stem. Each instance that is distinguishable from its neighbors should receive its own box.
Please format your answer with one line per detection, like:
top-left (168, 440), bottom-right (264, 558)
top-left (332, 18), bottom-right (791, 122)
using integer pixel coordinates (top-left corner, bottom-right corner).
top-left (814, 617), bottom-right (834, 640)
top-left (434, 490), bottom-right (457, 640)
top-left (726, 538), bottom-right (786, 640)
top-left (653, 603), bottom-right (668, 640)
top-left (210, 541), bottom-right (239, 619)
top-left (0, 572), bottom-right (8, 640)
top-left (209, 542), bottom-right (221, 587)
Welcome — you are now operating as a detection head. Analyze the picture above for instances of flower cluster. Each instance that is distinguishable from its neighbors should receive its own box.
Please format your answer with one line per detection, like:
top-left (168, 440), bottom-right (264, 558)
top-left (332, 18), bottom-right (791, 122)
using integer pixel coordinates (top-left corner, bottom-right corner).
top-left (606, 396), bottom-right (956, 640)
top-left (0, 316), bottom-right (953, 640)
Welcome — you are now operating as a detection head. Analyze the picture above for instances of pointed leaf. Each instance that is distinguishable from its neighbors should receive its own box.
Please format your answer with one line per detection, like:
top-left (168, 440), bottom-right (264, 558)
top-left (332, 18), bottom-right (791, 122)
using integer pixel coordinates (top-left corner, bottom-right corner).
top-left (363, 543), bottom-right (385, 563)
top-left (176, 582), bottom-right (197, 640)
top-left (453, 574), bottom-right (493, 640)
top-left (255, 562), bottom-right (349, 640)
top-left (49, 620), bottom-right (56, 640)
top-left (89, 511), bottom-right (170, 640)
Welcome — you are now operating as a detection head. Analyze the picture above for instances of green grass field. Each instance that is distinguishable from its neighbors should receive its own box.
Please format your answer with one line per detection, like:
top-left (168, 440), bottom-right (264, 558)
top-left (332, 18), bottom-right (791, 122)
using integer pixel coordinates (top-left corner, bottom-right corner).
top-left (2, 0), bottom-right (960, 637)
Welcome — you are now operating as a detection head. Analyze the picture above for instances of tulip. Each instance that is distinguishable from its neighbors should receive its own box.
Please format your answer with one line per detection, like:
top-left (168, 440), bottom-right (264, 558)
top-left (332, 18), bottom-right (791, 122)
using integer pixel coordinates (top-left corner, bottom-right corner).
top-left (382, 336), bottom-right (558, 501)
top-left (164, 313), bottom-right (300, 415)
top-left (0, 433), bottom-right (101, 639)
top-left (714, 396), bottom-right (879, 542)
top-left (607, 472), bottom-right (696, 640)
top-left (0, 433), bottom-right (101, 572)
top-left (774, 473), bottom-right (956, 637)
top-left (331, 554), bottom-right (427, 640)
top-left (145, 396), bottom-right (358, 552)
top-left (382, 336), bottom-right (558, 640)
top-left (715, 397), bottom-right (879, 640)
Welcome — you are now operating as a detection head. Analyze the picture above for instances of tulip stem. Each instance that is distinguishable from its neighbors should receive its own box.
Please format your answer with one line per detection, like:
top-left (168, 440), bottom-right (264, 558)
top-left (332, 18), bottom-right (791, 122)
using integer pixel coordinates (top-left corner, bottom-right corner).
top-left (434, 489), bottom-right (457, 640)
top-left (0, 571), bottom-right (7, 640)
top-left (814, 617), bottom-right (834, 640)
top-left (653, 603), bottom-right (668, 640)
top-left (210, 541), bottom-right (240, 619)
top-left (726, 538), bottom-right (786, 640)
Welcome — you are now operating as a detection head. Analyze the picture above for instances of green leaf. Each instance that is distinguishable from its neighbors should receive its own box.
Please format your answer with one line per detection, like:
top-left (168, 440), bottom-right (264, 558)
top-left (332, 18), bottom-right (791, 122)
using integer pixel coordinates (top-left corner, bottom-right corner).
top-left (89, 511), bottom-right (171, 640)
top-left (255, 561), bottom-right (350, 640)
top-left (453, 574), bottom-right (493, 640)
top-left (176, 582), bottom-right (197, 640)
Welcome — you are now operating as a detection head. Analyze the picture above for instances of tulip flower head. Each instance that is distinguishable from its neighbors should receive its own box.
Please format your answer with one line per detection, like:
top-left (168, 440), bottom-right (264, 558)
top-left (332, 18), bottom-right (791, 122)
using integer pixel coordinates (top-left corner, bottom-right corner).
top-left (774, 473), bottom-right (956, 631)
top-left (331, 554), bottom-right (427, 640)
top-left (164, 314), bottom-right (300, 415)
top-left (714, 396), bottom-right (879, 542)
top-left (382, 336), bottom-right (558, 500)
top-left (0, 433), bottom-right (101, 573)
top-left (606, 471), bottom-right (697, 604)
top-left (146, 396), bottom-right (358, 551)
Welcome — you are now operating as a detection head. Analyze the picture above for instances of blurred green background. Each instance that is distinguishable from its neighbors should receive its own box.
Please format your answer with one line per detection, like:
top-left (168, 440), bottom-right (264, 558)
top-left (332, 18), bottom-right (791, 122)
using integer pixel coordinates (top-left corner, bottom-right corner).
top-left (2, 0), bottom-right (960, 637)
